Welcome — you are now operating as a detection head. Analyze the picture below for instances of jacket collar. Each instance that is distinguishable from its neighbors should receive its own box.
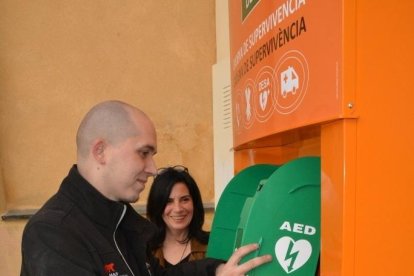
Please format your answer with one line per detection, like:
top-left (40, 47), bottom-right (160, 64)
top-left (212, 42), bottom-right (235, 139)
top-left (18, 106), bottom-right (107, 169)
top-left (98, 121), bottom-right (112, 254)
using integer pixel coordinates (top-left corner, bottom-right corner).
top-left (59, 165), bottom-right (154, 236)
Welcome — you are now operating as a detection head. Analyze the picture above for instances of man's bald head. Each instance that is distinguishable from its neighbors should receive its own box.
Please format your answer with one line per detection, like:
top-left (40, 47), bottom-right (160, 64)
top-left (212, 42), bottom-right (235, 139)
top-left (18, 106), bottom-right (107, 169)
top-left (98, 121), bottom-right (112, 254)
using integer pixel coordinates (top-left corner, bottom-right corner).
top-left (76, 100), bottom-right (149, 159)
top-left (75, 100), bottom-right (157, 201)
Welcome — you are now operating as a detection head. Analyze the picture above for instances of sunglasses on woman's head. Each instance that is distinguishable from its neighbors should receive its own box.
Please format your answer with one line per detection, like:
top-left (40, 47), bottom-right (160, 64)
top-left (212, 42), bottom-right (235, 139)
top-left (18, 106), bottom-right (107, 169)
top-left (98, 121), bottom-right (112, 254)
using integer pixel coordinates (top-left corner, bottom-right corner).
top-left (156, 165), bottom-right (188, 176)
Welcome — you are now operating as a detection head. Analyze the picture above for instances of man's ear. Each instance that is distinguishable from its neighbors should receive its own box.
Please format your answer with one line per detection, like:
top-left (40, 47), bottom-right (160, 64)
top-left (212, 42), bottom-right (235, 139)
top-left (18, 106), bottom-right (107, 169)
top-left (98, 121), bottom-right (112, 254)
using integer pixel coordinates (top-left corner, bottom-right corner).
top-left (92, 140), bottom-right (106, 164)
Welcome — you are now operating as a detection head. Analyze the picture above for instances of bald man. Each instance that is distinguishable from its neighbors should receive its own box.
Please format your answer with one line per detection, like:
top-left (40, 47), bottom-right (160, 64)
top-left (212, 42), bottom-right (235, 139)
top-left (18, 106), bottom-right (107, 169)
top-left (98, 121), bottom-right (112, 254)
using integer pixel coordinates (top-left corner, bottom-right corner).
top-left (20, 100), bottom-right (271, 276)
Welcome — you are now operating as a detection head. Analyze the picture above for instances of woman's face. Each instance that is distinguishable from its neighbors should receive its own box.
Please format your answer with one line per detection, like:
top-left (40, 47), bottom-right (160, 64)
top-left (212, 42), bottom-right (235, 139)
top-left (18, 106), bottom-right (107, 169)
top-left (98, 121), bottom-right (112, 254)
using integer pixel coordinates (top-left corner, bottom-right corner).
top-left (162, 182), bottom-right (194, 233)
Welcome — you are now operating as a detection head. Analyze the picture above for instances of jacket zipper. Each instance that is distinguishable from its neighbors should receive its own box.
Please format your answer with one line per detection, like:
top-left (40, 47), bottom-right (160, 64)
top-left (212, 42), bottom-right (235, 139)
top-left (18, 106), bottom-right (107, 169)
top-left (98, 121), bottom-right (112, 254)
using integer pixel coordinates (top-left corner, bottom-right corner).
top-left (113, 204), bottom-right (135, 276)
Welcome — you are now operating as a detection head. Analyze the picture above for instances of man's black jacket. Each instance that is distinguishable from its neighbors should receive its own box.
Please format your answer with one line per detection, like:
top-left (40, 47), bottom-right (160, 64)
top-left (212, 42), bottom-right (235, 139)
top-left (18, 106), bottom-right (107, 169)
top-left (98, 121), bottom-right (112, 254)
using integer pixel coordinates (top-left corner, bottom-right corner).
top-left (21, 165), bottom-right (223, 275)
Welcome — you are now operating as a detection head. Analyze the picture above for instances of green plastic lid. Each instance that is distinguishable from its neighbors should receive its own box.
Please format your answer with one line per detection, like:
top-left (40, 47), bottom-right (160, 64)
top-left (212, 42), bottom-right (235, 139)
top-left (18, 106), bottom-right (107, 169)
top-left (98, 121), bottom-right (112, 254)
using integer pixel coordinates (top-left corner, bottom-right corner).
top-left (238, 156), bottom-right (320, 275)
top-left (206, 164), bottom-right (279, 260)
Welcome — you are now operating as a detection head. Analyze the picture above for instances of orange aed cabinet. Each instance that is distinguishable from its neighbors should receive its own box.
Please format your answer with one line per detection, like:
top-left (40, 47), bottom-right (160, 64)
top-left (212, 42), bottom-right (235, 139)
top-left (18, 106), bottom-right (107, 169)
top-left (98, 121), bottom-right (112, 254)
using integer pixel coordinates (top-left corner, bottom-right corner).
top-left (229, 0), bottom-right (414, 275)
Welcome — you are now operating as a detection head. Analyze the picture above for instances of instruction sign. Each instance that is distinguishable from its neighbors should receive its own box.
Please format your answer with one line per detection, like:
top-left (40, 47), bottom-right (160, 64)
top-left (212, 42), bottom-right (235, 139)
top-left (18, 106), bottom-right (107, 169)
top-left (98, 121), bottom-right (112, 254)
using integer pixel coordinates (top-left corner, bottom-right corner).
top-left (229, 0), bottom-right (342, 147)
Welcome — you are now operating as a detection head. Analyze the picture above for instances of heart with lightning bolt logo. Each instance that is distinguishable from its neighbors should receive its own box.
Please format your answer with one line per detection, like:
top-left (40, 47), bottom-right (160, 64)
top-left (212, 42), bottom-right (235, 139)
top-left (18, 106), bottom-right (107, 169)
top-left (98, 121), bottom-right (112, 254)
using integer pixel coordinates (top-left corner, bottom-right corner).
top-left (275, 236), bottom-right (312, 273)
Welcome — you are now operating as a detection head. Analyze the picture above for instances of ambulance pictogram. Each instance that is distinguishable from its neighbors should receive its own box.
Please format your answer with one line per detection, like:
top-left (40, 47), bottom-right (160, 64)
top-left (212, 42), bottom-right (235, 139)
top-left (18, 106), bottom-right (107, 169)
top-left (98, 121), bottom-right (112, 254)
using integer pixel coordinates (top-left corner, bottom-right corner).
top-left (274, 50), bottom-right (309, 115)
top-left (281, 66), bottom-right (299, 98)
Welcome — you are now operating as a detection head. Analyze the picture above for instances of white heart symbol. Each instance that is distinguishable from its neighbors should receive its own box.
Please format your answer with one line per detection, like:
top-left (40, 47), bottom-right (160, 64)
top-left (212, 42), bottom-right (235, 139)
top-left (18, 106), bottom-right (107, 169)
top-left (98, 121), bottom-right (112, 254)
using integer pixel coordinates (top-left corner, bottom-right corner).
top-left (259, 90), bottom-right (269, 111)
top-left (275, 236), bottom-right (312, 274)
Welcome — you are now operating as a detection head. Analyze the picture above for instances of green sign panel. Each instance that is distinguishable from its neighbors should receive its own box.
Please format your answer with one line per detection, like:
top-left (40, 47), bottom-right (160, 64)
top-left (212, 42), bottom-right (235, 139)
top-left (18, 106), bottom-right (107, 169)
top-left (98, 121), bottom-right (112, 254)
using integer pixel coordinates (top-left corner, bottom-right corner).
top-left (242, 0), bottom-right (261, 20)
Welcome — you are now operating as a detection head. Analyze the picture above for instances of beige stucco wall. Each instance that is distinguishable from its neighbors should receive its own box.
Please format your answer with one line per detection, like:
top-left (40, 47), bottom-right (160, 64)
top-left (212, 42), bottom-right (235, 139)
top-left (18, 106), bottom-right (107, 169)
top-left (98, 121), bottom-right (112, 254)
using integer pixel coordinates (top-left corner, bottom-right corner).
top-left (0, 1), bottom-right (216, 274)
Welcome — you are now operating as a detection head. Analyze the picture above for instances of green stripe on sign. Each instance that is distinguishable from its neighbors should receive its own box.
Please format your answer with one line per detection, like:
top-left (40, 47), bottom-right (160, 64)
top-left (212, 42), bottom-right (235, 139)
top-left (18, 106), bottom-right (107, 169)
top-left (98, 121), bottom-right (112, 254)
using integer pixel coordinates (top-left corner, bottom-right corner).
top-left (242, 0), bottom-right (261, 21)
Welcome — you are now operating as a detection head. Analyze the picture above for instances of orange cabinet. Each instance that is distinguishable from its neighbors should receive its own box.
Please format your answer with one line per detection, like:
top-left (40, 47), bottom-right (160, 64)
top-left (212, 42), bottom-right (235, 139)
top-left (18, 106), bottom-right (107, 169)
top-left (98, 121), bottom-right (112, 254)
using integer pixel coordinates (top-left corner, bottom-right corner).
top-left (229, 0), bottom-right (414, 275)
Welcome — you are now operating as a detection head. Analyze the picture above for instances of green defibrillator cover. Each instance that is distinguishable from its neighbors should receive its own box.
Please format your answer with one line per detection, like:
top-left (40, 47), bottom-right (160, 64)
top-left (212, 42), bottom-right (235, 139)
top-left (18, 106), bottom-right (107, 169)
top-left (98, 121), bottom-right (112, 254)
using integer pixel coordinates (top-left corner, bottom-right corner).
top-left (208, 156), bottom-right (320, 275)
top-left (206, 164), bottom-right (279, 260)
top-left (237, 156), bottom-right (320, 275)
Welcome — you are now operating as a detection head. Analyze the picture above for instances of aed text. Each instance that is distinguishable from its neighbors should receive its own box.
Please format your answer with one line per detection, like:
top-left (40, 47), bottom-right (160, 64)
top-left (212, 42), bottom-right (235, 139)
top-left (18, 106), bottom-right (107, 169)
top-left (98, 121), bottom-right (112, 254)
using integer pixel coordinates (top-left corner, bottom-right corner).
top-left (279, 221), bottom-right (316, 235)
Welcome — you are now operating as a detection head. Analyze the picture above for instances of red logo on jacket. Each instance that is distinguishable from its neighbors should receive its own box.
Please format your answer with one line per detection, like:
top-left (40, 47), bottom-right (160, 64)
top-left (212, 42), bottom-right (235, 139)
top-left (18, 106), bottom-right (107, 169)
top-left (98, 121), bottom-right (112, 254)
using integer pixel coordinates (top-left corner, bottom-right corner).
top-left (104, 262), bottom-right (116, 273)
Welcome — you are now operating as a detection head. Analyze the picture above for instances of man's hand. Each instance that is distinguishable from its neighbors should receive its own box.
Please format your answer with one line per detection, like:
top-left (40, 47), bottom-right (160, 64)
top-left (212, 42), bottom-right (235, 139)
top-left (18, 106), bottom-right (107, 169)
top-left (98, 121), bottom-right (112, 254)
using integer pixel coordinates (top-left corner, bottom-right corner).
top-left (215, 243), bottom-right (272, 276)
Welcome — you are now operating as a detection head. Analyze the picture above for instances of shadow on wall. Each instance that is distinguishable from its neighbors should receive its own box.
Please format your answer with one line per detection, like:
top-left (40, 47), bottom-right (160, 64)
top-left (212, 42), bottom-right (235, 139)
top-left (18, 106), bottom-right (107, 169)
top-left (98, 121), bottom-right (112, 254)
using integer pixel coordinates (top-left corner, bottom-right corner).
top-left (0, 166), bottom-right (6, 212)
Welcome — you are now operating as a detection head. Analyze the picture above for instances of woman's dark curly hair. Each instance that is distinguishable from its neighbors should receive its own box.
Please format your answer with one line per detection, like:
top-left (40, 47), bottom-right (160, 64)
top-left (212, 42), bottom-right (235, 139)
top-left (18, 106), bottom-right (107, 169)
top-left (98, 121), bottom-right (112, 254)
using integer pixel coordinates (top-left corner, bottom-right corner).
top-left (146, 166), bottom-right (209, 249)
